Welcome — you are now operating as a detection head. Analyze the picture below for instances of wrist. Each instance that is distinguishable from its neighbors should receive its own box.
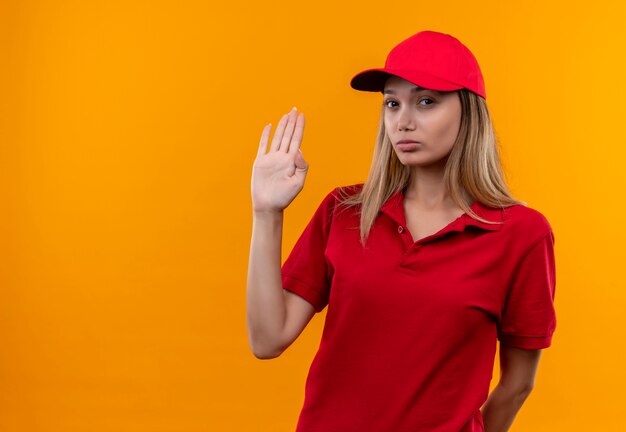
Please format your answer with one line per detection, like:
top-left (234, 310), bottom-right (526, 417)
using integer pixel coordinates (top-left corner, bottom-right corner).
top-left (253, 208), bottom-right (284, 219)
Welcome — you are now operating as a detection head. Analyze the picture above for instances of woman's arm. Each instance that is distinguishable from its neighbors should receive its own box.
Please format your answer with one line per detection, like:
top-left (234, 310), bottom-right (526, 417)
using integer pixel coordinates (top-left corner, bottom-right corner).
top-left (480, 346), bottom-right (542, 432)
top-left (247, 108), bottom-right (314, 359)
top-left (246, 210), bottom-right (315, 359)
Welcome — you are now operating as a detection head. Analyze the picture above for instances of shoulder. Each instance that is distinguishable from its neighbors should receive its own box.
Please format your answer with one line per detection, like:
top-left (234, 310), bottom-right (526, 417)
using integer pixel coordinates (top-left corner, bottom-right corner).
top-left (311, 182), bottom-right (364, 212)
top-left (317, 182), bottom-right (364, 206)
top-left (501, 202), bottom-right (554, 244)
top-left (332, 182), bottom-right (365, 198)
top-left (311, 183), bottom-right (364, 222)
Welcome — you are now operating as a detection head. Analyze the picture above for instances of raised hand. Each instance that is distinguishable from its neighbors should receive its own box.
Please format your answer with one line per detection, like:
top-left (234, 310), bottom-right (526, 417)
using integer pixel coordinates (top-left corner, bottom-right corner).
top-left (251, 107), bottom-right (307, 213)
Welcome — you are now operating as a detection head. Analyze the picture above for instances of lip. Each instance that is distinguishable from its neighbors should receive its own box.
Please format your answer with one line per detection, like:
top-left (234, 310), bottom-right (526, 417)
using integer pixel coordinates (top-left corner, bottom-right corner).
top-left (396, 140), bottom-right (421, 152)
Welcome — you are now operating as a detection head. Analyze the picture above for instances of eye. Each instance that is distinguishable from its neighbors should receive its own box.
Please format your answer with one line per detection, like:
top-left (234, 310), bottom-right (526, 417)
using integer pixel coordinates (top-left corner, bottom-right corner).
top-left (383, 99), bottom-right (398, 109)
top-left (419, 97), bottom-right (434, 106)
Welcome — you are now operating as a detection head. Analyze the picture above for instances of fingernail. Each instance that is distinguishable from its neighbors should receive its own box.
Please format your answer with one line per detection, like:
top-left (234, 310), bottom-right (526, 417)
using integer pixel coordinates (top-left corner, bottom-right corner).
top-left (292, 106), bottom-right (297, 111)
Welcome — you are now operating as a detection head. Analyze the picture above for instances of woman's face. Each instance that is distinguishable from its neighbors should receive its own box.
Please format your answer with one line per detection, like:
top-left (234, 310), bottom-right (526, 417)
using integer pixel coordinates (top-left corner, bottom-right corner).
top-left (383, 76), bottom-right (462, 169)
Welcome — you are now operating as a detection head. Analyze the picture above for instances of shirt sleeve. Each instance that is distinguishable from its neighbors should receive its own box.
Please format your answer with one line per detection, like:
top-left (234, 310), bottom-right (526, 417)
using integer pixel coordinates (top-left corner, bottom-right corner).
top-left (281, 189), bottom-right (337, 313)
top-left (497, 229), bottom-right (557, 350)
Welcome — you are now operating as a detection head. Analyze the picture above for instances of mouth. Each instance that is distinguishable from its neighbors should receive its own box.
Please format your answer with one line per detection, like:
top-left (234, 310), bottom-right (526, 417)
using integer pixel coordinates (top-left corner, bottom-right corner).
top-left (396, 141), bottom-right (421, 152)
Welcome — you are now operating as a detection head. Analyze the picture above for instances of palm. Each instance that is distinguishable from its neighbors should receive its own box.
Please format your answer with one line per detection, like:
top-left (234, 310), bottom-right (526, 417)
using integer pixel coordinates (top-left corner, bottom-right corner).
top-left (252, 109), bottom-right (308, 213)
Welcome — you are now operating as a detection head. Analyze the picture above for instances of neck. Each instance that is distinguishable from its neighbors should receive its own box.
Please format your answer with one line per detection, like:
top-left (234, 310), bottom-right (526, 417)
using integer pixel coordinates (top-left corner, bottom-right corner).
top-left (404, 164), bottom-right (469, 211)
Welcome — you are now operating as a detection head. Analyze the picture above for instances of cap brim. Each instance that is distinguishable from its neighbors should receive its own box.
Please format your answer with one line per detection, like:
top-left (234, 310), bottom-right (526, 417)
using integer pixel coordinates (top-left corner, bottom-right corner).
top-left (350, 68), bottom-right (464, 93)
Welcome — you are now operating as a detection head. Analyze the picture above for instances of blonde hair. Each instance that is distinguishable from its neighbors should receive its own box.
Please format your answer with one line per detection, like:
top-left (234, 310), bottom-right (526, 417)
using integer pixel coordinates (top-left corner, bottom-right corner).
top-left (336, 89), bottom-right (525, 247)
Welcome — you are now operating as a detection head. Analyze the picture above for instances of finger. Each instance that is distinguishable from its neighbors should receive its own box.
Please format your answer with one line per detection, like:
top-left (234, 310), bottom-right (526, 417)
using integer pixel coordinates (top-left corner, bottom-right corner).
top-left (269, 114), bottom-right (288, 152)
top-left (294, 147), bottom-right (308, 170)
top-left (287, 113), bottom-right (305, 156)
top-left (257, 123), bottom-right (272, 158)
top-left (280, 108), bottom-right (298, 152)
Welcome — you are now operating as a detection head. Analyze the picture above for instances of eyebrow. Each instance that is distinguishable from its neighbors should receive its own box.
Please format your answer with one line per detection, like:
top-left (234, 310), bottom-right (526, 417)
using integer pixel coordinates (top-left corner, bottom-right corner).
top-left (383, 87), bottom-right (440, 95)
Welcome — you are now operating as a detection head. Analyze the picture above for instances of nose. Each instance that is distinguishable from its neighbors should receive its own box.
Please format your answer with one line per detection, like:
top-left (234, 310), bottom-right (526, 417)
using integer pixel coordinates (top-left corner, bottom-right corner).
top-left (397, 107), bottom-right (415, 131)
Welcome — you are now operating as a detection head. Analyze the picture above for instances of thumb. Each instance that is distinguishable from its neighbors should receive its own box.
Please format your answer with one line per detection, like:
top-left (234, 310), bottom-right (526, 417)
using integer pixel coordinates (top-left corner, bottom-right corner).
top-left (294, 149), bottom-right (308, 171)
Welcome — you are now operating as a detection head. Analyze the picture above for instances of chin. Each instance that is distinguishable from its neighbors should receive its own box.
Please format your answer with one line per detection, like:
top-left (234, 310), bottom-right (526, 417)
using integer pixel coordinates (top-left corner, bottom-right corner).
top-left (395, 153), bottom-right (448, 168)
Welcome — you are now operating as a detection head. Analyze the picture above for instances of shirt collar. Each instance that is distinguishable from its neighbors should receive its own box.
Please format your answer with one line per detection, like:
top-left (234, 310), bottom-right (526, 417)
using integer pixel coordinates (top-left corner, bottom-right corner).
top-left (379, 187), bottom-right (503, 232)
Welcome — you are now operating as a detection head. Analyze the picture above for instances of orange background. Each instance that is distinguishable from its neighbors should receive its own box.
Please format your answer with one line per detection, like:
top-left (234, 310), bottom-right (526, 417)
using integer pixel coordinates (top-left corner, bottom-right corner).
top-left (1, 0), bottom-right (624, 430)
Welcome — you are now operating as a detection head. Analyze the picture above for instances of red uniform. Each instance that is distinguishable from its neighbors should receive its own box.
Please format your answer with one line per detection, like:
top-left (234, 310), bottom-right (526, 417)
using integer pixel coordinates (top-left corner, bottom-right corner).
top-left (281, 183), bottom-right (557, 432)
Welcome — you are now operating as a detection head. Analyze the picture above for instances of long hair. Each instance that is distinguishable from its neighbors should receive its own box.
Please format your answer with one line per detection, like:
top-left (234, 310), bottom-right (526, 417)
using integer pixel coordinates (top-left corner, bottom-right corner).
top-left (336, 89), bottom-right (525, 247)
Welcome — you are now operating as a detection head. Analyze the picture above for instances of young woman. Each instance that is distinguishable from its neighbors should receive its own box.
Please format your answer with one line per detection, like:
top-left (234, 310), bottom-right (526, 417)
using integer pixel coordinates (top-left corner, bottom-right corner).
top-left (247, 30), bottom-right (557, 432)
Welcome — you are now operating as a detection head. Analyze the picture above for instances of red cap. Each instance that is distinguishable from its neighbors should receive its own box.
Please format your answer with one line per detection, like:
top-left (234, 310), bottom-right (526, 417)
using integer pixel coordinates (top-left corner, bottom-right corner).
top-left (350, 30), bottom-right (486, 99)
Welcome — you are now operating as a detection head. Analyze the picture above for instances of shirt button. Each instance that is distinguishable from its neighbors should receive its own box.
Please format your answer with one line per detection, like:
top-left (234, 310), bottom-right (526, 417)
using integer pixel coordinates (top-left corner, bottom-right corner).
top-left (398, 225), bottom-right (404, 234)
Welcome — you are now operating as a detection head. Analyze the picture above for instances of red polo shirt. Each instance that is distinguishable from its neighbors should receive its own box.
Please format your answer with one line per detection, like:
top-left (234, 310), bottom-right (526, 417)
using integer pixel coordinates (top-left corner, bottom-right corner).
top-left (281, 183), bottom-right (557, 432)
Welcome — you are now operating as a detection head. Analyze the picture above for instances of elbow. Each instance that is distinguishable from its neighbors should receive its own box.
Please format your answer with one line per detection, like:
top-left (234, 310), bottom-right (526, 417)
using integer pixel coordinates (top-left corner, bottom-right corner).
top-left (250, 344), bottom-right (284, 360)
top-left (514, 377), bottom-right (535, 400)
top-left (248, 333), bottom-right (285, 360)
top-left (517, 383), bottom-right (534, 401)
top-left (251, 347), bottom-right (282, 360)
top-left (506, 382), bottom-right (535, 405)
